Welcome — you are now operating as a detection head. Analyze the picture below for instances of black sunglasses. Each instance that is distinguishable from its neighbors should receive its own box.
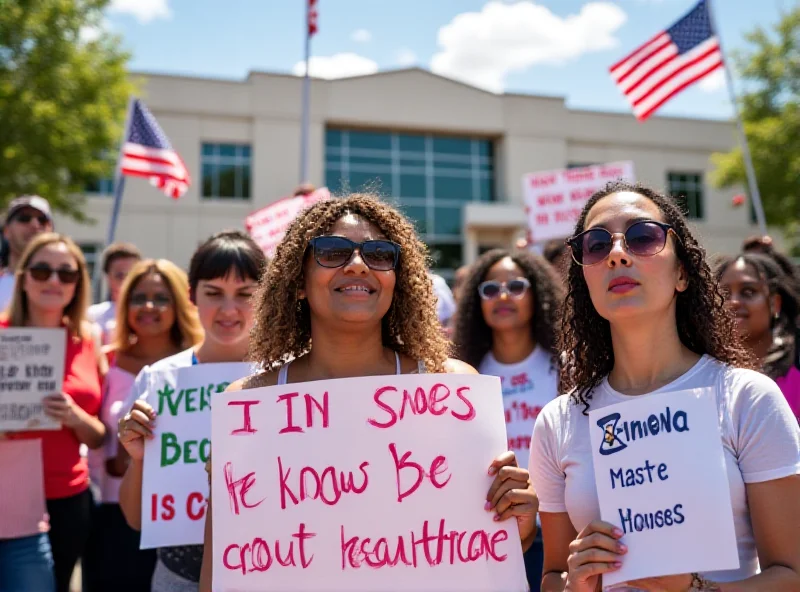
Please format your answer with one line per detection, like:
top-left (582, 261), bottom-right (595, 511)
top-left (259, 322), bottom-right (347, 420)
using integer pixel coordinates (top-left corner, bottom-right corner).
top-left (308, 236), bottom-right (400, 271)
top-left (566, 220), bottom-right (679, 266)
top-left (129, 293), bottom-right (173, 309)
top-left (14, 213), bottom-right (49, 226)
top-left (478, 278), bottom-right (531, 300)
top-left (27, 265), bottom-right (80, 284)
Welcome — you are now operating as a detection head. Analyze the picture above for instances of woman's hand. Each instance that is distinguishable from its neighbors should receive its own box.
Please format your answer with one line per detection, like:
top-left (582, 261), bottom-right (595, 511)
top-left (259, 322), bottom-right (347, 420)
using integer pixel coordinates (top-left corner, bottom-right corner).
top-left (117, 400), bottom-right (156, 462)
top-left (42, 393), bottom-right (80, 428)
top-left (565, 520), bottom-right (626, 592)
top-left (485, 451), bottom-right (539, 543)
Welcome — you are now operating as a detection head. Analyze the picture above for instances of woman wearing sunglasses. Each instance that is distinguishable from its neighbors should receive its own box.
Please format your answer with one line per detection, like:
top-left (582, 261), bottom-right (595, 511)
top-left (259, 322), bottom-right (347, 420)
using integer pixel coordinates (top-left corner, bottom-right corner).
top-left (529, 181), bottom-right (800, 591)
top-left (198, 194), bottom-right (539, 590)
top-left (84, 259), bottom-right (203, 592)
top-left (453, 248), bottom-right (563, 591)
top-left (117, 231), bottom-right (266, 592)
top-left (0, 233), bottom-right (107, 592)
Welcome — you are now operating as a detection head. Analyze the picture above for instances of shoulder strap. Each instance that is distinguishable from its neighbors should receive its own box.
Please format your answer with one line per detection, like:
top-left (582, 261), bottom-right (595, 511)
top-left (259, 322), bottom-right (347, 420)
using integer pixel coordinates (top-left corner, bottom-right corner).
top-left (277, 362), bottom-right (291, 385)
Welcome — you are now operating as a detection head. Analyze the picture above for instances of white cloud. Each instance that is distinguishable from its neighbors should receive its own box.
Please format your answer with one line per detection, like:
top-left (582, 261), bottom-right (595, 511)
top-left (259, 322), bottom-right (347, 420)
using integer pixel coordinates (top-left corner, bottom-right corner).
top-left (107, 0), bottom-right (171, 23)
top-left (293, 53), bottom-right (379, 79)
top-left (351, 29), bottom-right (372, 43)
top-left (395, 48), bottom-right (418, 67)
top-left (79, 24), bottom-right (103, 43)
top-left (698, 68), bottom-right (726, 93)
top-left (431, 1), bottom-right (627, 93)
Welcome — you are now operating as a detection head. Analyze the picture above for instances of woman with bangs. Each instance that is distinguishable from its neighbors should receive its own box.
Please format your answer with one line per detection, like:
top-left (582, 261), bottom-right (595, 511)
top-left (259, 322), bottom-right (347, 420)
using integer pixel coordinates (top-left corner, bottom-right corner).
top-left (195, 194), bottom-right (539, 590)
top-left (118, 230), bottom-right (266, 592)
top-left (0, 233), bottom-right (107, 592)
top-left (84, 259), bottom-right (204, 592)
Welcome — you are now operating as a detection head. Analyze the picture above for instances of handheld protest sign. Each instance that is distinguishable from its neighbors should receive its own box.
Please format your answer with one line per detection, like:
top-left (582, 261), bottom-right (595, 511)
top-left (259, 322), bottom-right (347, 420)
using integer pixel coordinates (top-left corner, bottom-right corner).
top-left (0, 328), bottom-right (66, 431)
top-left (211, 373), bottom-right (527, 592)
top-left (140, 362), bottom-right (252, 549)
top-left (589, 388), bottom-right (739, 588)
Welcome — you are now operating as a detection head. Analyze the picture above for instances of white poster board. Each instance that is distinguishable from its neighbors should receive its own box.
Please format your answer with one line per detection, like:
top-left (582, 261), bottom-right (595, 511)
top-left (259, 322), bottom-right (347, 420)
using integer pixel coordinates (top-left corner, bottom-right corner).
top-left (522, 161), bottom-right (635, 243)
top-left (141, 362), bottom-right (252, 548)
top-left (589, 388), bottom-right (738, 588)
top-left (0, 328), bottom-right (66, 431)
top-left (211, 374), bottom-right (527, 592)
top-left (245, 188), bottom-right (331, 257)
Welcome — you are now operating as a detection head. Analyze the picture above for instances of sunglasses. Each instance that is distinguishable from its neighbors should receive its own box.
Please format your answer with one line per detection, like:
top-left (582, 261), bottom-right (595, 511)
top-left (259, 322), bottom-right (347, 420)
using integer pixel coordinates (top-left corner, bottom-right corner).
top-left (308, 236), bottom-right (400, 272)
top-left (27, 265), bottom-right (80, 284)
top-left (13, 213), bottom-right (49, 225)
top-left (566, 220), bottom-right (679, 266)
top-left (478, 278), bottom-right (531, 300)
top-left (129, 293), bottom-right (173, 309)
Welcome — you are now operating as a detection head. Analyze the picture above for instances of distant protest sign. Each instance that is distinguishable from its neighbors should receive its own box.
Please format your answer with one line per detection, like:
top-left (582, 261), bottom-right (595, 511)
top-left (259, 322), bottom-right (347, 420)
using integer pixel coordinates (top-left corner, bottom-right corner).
top-left (141, 362), bottom-right (251, 549)
top-left (522, 161), bottom-right (635, 242)
top-left (245, 188), bottom-right (331, 257)
top-left (0, 328), bottom-right (65, 431)
top-left (211, 374), bottom-right (527, 592)
top-left (589, 389), bottom-right (739, 588)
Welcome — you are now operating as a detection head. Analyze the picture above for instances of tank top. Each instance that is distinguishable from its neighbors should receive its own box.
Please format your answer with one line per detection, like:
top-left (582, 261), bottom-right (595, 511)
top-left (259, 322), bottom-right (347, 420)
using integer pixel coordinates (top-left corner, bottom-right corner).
top-left (276, 351), bottom-right (426, 384)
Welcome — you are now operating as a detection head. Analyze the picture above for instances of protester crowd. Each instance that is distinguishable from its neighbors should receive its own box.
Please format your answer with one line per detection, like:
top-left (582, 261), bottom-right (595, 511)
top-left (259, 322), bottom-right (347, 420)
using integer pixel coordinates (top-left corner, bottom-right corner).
top-left (0, 182), bottom-right (798, 592)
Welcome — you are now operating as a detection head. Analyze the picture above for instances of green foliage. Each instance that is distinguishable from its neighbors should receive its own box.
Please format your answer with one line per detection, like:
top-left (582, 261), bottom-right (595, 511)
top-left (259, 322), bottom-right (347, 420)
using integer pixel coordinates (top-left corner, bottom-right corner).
top-left (0, 0), bottom-right (136, 221)
top-left (711, 7), bottom-right (800, 235)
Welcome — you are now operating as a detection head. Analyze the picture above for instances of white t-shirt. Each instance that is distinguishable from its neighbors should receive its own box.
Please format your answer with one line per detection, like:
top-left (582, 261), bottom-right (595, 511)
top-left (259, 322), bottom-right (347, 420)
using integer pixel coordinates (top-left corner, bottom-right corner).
top-left (128, 347), bottom-right (196, 408)
top-left (530, 355), bottom-right (800, 583)
top-left (87, 301), bottom-right (116, 346)
top-left (479, 346), bottom-right (558, 470)
top-left (0, 270), bottom-right (15, 312)
top-left (431, 274), bottom-right (456, 324)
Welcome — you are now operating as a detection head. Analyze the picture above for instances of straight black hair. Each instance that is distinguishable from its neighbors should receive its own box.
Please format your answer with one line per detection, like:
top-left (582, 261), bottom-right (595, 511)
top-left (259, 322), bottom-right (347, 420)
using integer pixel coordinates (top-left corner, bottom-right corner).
top-left (188, 230), bottom-right (267, 300)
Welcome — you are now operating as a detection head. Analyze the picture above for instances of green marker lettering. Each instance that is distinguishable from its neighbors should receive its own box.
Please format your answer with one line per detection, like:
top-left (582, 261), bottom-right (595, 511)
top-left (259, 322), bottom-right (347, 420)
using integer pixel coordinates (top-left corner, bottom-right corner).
top-left (184, 388), bottom-right (198, 413)
top-left (184, 439), bottom-right (199, 464)
top-left (160, 432), bottom-right (181, 467)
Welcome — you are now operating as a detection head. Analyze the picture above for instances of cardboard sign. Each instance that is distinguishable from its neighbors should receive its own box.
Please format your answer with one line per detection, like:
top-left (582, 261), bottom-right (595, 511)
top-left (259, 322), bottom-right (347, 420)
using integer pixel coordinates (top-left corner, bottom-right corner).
top-left (0, 328), bottom-right (66, 431)
top-left (245, 188), bottom-right (331, 257)
top-left (211, 374), bottom-right (527, 592)
top-left (522, 162), bottom-right (635, 242)
top-left (589, 388), bottom-right (739, 588)
top-left (140, 362), bottom-right (252, 549)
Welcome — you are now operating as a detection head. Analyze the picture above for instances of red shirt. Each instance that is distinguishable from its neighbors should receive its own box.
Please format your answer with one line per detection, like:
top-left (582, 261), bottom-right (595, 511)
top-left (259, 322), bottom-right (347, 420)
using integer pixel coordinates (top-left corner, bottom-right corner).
top-left (3, 320), bottom-right (102, 499)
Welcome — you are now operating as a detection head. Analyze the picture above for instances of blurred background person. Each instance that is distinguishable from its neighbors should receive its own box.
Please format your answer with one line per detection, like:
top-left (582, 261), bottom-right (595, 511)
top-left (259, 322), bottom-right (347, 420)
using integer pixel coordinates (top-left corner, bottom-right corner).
top-left (542, 238), bottom-right (570, 281)
top-left (87, 242), bottom-right (142, 346)
top-left (451, 264), bottom-right (470, 305)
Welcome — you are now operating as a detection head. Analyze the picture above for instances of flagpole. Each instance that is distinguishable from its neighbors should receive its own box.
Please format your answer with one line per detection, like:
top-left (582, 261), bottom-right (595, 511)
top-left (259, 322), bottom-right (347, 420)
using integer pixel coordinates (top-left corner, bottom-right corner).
top-left (707, 0), bottom-right (767, 236)
top-left (106, 96), bottom-right (135, 246)
top-left (299, 2), bottom-right (312, 184)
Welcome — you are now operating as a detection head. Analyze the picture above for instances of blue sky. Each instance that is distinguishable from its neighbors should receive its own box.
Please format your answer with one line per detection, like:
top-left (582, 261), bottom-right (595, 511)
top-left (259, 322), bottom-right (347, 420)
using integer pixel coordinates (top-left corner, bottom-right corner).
top-left (101, 0), bottom-right (792, 120)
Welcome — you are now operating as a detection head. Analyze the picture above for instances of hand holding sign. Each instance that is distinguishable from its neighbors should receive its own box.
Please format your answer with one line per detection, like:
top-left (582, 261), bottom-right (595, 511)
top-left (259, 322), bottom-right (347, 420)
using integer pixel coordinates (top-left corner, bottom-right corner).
top-left (42, 392), bottom-right (81, 428)
top-left (118, 399), bottom-right (158, 461)
top-left (486, 452), bottom-right (538, 541)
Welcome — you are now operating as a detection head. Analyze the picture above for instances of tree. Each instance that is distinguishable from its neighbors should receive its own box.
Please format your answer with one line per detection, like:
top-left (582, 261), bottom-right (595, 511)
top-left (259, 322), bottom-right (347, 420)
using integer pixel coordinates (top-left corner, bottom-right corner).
top-left (0, 0), bottom-right (136, 221)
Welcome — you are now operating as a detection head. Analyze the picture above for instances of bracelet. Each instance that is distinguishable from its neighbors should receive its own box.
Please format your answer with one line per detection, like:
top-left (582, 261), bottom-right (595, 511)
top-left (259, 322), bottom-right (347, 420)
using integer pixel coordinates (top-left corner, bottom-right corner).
top-left (689, 573), bottom-right (721, 591)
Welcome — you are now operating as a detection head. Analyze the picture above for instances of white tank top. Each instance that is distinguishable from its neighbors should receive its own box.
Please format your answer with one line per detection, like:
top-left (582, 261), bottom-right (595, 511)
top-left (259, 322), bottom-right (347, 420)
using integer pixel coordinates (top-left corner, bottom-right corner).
top-left (277, 351), bottom-right (426, 385)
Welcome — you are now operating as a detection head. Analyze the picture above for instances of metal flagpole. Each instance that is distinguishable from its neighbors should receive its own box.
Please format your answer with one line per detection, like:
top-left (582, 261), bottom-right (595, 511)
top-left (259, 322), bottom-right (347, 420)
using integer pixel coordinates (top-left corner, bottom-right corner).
top-left (299, 3), bottom-right (312, 184)
top-left (106, 96), bottom-right (135, 246)
top-left (707, 0), bottom-right (767, 236)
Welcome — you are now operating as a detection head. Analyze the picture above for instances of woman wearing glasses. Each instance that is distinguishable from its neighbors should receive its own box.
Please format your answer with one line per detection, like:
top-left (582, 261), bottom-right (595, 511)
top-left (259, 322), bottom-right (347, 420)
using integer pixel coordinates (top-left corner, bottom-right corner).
top-left (199, 194), bottom-right (539, 590)
top-left (84, 259), bottom-right (203, 592)
top-left (529, 182), bottom-right (800, 591)
top-left (453, 249), bottom-right (563, 590)
top-left (117, 231), bottom-right (265, 592)
top-left (0, 233), bottom-right (107, 592)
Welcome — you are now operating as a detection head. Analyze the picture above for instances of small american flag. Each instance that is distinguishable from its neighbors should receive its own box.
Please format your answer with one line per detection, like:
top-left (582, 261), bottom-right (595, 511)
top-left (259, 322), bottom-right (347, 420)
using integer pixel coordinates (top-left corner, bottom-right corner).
top-left (610, 0), bottom-right (723, 121)
top-left (120, 99), bottom-right (190, 199)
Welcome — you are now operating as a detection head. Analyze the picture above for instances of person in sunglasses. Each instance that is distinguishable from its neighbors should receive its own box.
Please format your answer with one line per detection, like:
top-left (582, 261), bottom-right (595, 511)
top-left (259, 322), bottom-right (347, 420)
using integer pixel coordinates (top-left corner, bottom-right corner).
top-left (0, 233), bottom-right (107, 592)
top-left (529, 181), bottom-right (800, 591)
top-left (453, 248), bottom-right (563, 591)
top-left (117, 231), bottom-right (266, 592)
top-left (0, 195), bottom-right (54, 311)
top-left (198, 194), bottom-right (539, 590)
top-left (87, 242), bottom-right (143, 347)
top-left (83, 259), bottom-right (204, 592)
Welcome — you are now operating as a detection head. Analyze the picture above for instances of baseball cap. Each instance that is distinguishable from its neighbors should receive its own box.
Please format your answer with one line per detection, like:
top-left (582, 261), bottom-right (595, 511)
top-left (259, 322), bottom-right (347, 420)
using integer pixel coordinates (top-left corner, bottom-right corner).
top-left (5, 195), bottom-right (53, 225)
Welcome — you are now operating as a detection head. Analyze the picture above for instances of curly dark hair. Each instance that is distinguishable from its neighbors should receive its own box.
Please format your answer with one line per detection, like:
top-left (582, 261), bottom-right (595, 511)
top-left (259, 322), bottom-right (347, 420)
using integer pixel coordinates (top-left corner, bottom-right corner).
top-left (714, 252), bottom-right (799, 379)
top-left (249, 193), bottom-right (450, 372)
top-left (453, 249), bottom-right (564, 369)
top-left (560, 181), bottom-right (755, 412)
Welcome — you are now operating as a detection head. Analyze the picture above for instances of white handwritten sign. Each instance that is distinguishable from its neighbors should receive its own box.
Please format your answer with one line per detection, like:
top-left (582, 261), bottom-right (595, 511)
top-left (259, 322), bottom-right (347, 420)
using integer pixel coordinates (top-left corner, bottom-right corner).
top-left (141, 362), bottom-right (251, 549)
top-left (589, 388), bottom-right (738, 588)
top-left (211, 374), bottom-right (527, 592)
top-left (245, 188), bottom-right (331, 257)
top-left (0, 328), bottom-right (65, 431)
top-left (522, 161), bottom-right (635, 242)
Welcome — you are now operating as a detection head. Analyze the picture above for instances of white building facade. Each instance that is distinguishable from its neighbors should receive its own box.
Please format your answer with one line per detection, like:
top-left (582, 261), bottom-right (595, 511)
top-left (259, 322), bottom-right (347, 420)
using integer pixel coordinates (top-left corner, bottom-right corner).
top-left (54, 68), bottom-right (757, 281)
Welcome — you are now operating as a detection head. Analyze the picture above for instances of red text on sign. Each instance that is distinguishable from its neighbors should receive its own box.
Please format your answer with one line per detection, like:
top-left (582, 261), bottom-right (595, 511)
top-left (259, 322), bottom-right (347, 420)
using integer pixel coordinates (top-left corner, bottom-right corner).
top-left (149, 492), bottom-right (208, 522)
top-left (389, 443), bottom-right (451, 503)
top-left (278, 457), bottom-right (370, 510)
top-left (224, 462), bottom-right (265, 515)
top-left (367, 384), bottom-right (475, 429)
top-left (223, 523), bottom-right (316, 574)
top-left (277, 391), bottom-right (329, 434)
top-left (228, 400), bottom-right (260, 435)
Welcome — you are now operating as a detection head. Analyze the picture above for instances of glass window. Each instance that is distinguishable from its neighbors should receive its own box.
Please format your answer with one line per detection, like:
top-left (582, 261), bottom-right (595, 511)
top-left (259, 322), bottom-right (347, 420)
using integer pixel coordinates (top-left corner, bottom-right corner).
top-left (434, 206), bottom-right (462, 236)
top-left (348, 130), bottom-right (392, 151)
top-left (201, 142), bottom-right (252, 200)
top-left (79, 243), bottom-right (101, 300)
top-left (399, 174), bottom-right (426, 199)
top-left (434, 175), bottom-right (473, 202)
top-left (398, 134), bottom-right (425, 152)
top-left (433, 137), bottom-right (472, 156)
top-left (428, 242), bottom-right (463, 270)
top-left (326, 129), bottom-right (343, 148)
top-left (667, 172), bottom-right (704, 219)
top-left (401, 204), bottom-right (428, 235)
top-left (218, 144), bottom-right (238, 158)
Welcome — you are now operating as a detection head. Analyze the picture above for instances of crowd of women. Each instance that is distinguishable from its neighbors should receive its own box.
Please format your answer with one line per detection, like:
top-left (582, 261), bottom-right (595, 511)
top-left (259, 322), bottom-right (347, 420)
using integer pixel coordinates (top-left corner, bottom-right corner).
top-left (0, 180), bottom-right (798, 592)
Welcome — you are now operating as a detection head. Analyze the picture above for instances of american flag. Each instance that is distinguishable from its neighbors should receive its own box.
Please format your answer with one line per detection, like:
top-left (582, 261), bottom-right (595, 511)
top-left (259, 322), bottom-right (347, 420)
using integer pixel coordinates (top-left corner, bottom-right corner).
top-left (610, 0), bottom-right (723, 121)
top-left (120, 99), bottom-right (190, 199)
top-left (307, 0), bottom-right (318, 37)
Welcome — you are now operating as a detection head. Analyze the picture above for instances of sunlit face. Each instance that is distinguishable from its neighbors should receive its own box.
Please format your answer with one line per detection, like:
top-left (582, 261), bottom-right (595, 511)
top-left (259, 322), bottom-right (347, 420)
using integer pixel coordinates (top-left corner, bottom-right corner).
top-left (301, 213), bottom-right (396, 327)
top-left (23, 243), bottom-right (79, 314)
top-left (195, 273), bottom-right (258, 347)
top-left (3, 208), bottom-right (52, 258)
top-left (108, 256), bottom-right (139, 303)
top-left (719, 259), bottom-right (775, 341)
top-left (126, 272), bottom-right (176, 338)
top-left (581, 192), bottom-right (687, 323)
top-left (480, 257), bottom-right (534, 333)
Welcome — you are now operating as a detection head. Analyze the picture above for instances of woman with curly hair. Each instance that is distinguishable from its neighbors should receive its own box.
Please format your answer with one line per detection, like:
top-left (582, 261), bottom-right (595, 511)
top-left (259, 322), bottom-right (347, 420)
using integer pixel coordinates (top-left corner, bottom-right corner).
top-left (716, 252), bottom-right (800, 421)
top-left (453, 248), bottom-right (563, 591)
top-left (529, 181), bottom-right (800, 591)
top-left (198, 193), bottom-right (539, 590)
